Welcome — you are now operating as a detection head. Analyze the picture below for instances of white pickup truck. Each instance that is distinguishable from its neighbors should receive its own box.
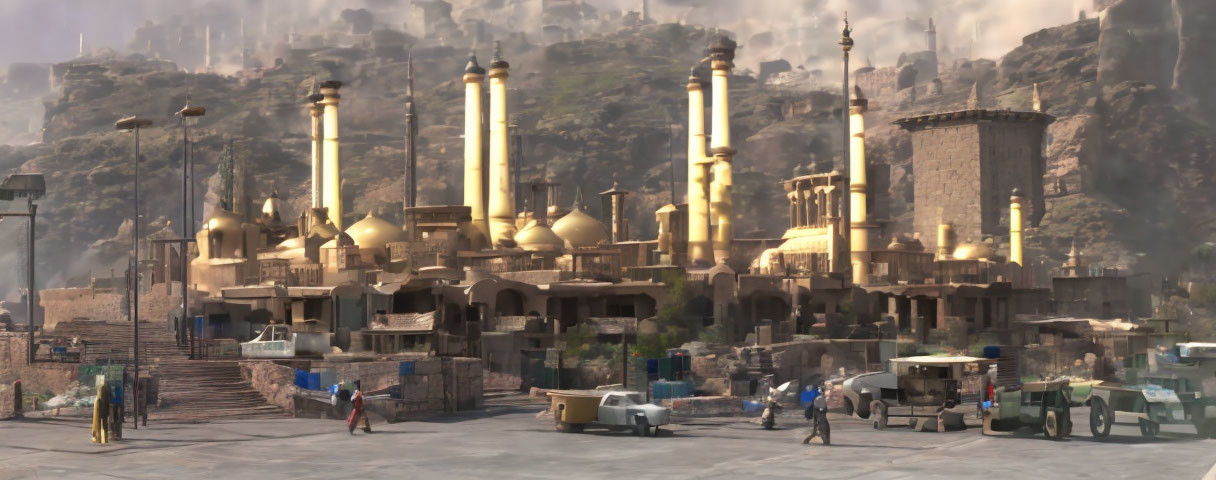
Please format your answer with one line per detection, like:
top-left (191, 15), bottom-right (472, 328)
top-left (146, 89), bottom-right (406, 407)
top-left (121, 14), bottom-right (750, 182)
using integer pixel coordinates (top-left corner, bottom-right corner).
top-left (240, 325), bottom-right (331, 358)
top-left (548, 391), bottom-right (672, 436)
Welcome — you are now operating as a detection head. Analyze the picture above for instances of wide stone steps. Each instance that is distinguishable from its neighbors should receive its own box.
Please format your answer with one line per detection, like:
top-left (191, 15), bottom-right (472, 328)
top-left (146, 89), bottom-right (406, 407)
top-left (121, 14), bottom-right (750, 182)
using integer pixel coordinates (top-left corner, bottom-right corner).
top-left (50, 319), bottom-right (288, 423)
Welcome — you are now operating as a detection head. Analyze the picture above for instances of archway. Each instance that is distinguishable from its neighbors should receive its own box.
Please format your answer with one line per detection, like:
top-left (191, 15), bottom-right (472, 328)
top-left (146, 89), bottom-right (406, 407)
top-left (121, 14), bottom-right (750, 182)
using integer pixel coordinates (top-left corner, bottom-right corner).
top-left (495, 289), bottom-right (525, 317)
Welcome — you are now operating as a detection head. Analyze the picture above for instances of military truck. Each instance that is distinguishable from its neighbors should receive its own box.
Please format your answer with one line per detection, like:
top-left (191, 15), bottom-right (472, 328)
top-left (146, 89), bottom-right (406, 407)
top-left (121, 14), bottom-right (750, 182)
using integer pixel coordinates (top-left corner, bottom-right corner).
top-left (1089, 342), bottom-right (1216, 439)
top-left (869, 356), bottom-right (997, 432)
top-left (982, 378), bottom-right (1073, 440)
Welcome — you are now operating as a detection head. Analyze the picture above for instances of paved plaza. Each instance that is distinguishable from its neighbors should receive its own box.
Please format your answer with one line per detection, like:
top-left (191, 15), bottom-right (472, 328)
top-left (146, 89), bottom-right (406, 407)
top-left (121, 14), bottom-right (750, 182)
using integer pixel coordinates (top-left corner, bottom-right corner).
top-left (1, 397), bottom-right (1214, 479)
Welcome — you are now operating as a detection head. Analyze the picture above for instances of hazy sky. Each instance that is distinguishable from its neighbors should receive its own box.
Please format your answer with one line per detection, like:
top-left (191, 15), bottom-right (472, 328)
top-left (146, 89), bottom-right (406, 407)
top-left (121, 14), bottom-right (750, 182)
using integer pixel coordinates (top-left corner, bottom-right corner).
top-left (0, 0), bottom-right (1092, 68)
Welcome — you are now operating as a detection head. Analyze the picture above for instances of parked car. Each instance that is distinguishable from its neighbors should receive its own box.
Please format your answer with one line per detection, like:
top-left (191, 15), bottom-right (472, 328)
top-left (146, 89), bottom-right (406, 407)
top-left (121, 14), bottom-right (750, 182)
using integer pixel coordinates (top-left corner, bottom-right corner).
top-left (548, 391), bottom-right (672, 436)
top-left (841, 371), bottom-right (896, 419)
top-left (982, 378), bottom-right (1073, 440)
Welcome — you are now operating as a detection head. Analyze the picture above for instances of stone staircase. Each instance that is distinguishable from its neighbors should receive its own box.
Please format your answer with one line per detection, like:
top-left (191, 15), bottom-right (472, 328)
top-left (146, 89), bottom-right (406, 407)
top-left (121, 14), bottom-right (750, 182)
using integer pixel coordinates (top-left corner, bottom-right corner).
top-left (152, 360), bottom-right (288, 423)
top-left (49, 319), bottom-right (287, 423)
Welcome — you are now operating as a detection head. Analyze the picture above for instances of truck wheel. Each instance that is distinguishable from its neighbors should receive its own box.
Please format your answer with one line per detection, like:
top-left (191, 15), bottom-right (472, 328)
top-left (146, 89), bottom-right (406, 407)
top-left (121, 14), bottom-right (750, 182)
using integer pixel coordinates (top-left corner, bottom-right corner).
top-left (1089, 397), bottom-right (1113, 439)
top-left (843, 397), bottom-right (855, 417)
top-left (1044, 411), bottom-right (1060, 440)
top-left (1138, 419), bottom-right (1159, 439)
top-left (634, 414), bottom-right (650, 437)
top-left (857, 394), bottom-right (873, 419)
top-left (872, 401), bottom-right (888, 430)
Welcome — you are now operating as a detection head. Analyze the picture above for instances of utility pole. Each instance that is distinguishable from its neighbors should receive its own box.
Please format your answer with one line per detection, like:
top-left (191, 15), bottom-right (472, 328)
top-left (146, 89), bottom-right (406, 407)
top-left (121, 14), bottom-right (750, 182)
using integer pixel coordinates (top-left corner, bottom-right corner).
top-left (116, 116), bottom-right (153, 430)
top-left (177, 99), bottom-right (205, 348)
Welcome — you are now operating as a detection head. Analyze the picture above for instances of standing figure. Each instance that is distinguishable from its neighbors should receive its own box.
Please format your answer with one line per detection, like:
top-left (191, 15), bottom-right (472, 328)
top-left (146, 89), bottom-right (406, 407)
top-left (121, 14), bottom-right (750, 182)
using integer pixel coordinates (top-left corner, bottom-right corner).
top-left (802, 386), bottom-right (830, 445)
top-left (91, 381), bottom-right (112, 444)
top-left (347, 388), bottom-right (371, 434)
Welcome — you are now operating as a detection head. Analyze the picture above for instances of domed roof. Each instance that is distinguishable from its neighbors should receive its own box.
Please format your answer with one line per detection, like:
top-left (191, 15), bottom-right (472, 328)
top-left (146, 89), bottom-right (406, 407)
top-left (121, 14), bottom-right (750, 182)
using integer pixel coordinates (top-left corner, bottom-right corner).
top-left (551, 206), bottom-right (609, 249)
top-left (345, 211), bottom-right (406, 250)
top-left (953, 242), bottom-right (997, 261)
top-left (262, 191), bottom-right (283, 223)
top-left (514, 220), bottom-right (564, 252)
top-left (205, 209), bottom-right (244, 237)
top-left (278, 236), bottom-right (305, 250)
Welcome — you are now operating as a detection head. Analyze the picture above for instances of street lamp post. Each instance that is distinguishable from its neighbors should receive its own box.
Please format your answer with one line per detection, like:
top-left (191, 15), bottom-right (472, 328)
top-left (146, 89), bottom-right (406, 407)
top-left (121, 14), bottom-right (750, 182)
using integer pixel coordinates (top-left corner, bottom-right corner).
top-left (0, 173), bottom-right (45, 365)
top-left (116, 115), bottom-right (153, 430)
top-left (176, 101), bottom-right (205, 348)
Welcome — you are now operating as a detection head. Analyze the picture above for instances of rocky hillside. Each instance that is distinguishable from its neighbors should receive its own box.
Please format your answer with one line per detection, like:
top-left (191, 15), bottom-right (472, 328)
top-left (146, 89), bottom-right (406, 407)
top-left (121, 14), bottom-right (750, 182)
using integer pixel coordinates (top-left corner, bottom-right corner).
top-left (2, 0), bottom-right (1215, 295)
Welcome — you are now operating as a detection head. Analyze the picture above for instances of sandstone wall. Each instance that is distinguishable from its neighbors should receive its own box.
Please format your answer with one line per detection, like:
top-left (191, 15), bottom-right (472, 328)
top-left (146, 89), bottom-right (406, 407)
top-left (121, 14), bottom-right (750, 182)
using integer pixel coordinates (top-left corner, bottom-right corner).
top-left (0, 333), bottom-right (81, 395)
top-left (240, 360), bottom-right (299, 413)
top-left (40, 286), bottom-right (188, 331)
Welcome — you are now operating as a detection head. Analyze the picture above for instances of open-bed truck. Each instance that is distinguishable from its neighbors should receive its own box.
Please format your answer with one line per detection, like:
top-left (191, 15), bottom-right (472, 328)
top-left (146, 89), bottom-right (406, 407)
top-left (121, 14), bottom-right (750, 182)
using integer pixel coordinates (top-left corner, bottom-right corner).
top-left (547, 390), bottom-right (672, 437)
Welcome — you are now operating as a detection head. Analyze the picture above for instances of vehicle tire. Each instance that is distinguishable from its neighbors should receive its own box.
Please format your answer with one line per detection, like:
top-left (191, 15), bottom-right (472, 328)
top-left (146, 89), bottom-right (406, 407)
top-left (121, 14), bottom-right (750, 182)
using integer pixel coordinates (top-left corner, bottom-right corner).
top-left (1138, 418), bottom-right (1159, 439)
top-left (1044, 410), bottom-right (1060, 440)
top-left (843, 397), bottom-right (855, 417)
top-left (1089, 397), bottom-right (1113, 439)
top-left (872, 401), bottom-right (888, 430)
top-left (857, 394), bottom-right (873, 419)
top-left (634, 413), bottom-right (650, 437)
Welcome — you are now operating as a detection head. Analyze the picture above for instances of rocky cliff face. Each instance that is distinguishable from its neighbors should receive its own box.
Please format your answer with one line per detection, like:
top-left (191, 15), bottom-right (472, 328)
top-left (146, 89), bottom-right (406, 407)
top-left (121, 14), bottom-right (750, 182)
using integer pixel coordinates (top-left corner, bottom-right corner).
top-left (2, 2), bottom-right (1215, 295)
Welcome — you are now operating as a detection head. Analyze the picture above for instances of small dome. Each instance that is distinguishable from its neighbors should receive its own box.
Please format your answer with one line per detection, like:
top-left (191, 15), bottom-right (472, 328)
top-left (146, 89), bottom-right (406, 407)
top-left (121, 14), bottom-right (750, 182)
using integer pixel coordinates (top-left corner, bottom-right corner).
top-left (262, 191), bottom-right (283, 223)
top-left (206, 209), bottom-right (244, 237)
top-left (201, 209), bottom-right (246, 259)
top-left (551, 207), bottom-right (610, 249)
top-left (345, 211), bottom-right (406, 250)
top-left (953, 242), bottom-right (997, 261)
top-left (278, 236), bottom-right (304, 250)
top-left (514, 220), bottom-right (564, 252)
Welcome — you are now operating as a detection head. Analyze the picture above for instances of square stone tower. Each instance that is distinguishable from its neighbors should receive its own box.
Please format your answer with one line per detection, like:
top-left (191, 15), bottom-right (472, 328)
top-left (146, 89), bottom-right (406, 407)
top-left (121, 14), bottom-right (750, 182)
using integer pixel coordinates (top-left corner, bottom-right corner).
top-left (896, 109), bottom-right (1054, 253)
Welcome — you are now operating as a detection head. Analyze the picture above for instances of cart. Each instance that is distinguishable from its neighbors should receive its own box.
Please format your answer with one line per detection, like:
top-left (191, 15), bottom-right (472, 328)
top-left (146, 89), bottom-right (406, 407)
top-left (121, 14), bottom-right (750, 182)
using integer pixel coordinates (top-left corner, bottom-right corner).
top-left (870, 356), bottom-right (996, 432)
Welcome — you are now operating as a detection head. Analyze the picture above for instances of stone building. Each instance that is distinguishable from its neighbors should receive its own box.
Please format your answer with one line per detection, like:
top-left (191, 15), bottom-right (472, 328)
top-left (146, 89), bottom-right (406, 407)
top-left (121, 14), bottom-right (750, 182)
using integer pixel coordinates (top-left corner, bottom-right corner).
top-left (896, 108), bottom-right (1054, 252)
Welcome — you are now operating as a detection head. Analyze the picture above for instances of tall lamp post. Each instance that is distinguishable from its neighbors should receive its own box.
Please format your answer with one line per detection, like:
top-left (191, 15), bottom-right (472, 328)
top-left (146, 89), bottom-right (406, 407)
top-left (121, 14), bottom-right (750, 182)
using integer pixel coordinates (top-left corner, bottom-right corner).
top-left (0, 174), bottom-right (45, 365)
top-left (176, 101), bottom-right (205, 347)
top-left (116, 115), bottom-right (153, 430)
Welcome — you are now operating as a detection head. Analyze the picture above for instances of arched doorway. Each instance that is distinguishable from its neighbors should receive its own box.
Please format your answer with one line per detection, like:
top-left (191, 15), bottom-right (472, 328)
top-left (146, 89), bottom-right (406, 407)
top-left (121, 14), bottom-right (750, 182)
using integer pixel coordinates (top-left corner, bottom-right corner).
top-left (495, 289), bottom-right (525, 317)
top-left (393, 288), bottom-right (435, 314)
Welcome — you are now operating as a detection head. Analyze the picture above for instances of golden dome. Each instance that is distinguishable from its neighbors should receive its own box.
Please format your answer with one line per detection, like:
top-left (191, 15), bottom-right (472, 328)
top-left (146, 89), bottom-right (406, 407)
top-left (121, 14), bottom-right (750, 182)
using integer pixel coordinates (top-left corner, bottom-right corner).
top-left (278, 236), bottom-right (304, 250)
top-left (514, 220), bottom-right (564, 252)
top-left (551, 206), bottom-right (610, 249)
top-left (953, 242), bottom-right (997, 261)
top-left (344, 211), bottom-right (406, 250)
top-left (202, 209), bottom-right (246, 259)
top-left (262, 194), bottom-right (283, 223)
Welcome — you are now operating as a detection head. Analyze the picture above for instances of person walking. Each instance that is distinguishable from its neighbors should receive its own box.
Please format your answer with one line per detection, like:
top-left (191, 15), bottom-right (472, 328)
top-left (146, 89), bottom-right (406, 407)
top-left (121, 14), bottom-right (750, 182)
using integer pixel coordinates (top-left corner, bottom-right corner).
top-left (91, 380), bottom-right (112, 444)
top-left (802, 386), bottom-right (830, 445)
top-left (347, 387), bottom-right (371, 434)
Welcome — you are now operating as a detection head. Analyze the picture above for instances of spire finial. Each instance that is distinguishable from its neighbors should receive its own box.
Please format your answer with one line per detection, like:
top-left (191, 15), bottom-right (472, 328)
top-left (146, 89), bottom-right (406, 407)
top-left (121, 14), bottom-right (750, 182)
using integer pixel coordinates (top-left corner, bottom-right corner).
top-left (406, 52), bottom-right (414, 97)
top-left (573, 185), bottom-right (584, 210)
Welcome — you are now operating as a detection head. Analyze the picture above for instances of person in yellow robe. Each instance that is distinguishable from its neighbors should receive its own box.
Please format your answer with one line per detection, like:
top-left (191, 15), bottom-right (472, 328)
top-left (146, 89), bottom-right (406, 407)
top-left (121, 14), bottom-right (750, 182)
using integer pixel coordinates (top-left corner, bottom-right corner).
top-left (91, 381), bottom-right (112, 444)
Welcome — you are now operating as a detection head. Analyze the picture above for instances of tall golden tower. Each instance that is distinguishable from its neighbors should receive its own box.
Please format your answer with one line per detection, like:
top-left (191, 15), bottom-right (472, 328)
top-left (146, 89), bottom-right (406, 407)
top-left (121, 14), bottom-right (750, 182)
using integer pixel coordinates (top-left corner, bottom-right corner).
top-left (319, 80), bottom-right (343, 228)
top-left (849, 86), bottom-right (875, 285)
top-left (307, 79), bottom-right (324, 211)
top-left (1010, 189), bottom-right (1024, 266)
top-left (686, 68), bottom-right (713, 265)
top-left (487, 42), bottom-right (517, 247)
top-left (463, 54), bottom-right (489, 248)
top-left (708, 35), bottom-right (737, 263)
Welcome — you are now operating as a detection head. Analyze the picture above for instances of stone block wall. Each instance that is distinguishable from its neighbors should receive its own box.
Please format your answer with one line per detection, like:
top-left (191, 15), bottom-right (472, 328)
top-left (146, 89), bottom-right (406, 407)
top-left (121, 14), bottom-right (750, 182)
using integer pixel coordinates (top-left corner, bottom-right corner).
top-left (40, 289), bottom-right (125, 330)
top-left (240, 360), bottom-right (299, 413)
top-left (40, 286), bottom-right (189, 331)
top-left (912, 124), bottom-right (983, 250)
top-left (912, 119), bottom-right (1046, 252)
top-left (0, 333), bottom-right (79, 395)
top-left (0, 383), bottom-right (13, 419)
